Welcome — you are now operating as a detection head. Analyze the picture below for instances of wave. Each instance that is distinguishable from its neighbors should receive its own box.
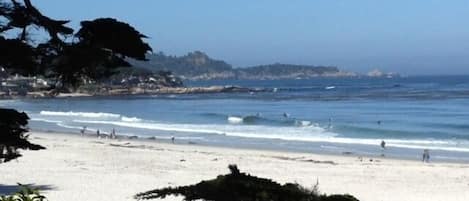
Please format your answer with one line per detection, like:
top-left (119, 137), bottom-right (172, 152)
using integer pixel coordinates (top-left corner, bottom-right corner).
top-left (40, 111), bottom-right (120, 118)
top-left (39, 110), bottom-right (143, 122)
top-left (72, 119), bottom-right (331, 137)
top-left (227, 116), bottom-right (243, 124)
top-left (121, 116), bottom-right (142, 122)
top-left (30, 118), bottom-right (63, 124)
top-left (30, 115), bottom-right (462, 153)
top-left (70, 119), bottom-right (469, 152)
top-left (226, 114), bottom-right (314, 127)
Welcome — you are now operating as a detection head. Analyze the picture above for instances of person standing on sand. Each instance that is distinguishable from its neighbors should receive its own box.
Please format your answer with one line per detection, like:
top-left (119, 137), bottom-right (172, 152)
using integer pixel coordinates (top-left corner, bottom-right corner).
top-left (80, 126), bottom-right (87, 136)
top-left (422, 149), bottom-right (430, 162)
top-left (96, 129), bottom-right (100, 138)
top-left (111, 128), bottom-right (116, 139)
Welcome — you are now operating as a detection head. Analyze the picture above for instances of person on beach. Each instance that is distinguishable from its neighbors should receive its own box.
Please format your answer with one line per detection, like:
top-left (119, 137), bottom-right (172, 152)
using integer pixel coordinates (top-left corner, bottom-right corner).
top-left (380, 140), bottom-right (386, 149)
top-left (422, 149), bottom-right (430, 162)
top-left (80, 126), bottom-right (87, 136)
top-left (171, 136), bottom-right (175, 143)
top-left (96, 129), bottom-right (100, 138)
top-left (111, 128), bottom-right (116, 139)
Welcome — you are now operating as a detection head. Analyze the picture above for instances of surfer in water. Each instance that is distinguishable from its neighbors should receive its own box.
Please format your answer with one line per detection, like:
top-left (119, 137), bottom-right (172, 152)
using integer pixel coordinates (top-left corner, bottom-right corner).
top-left (283, 112), bottom-right (290, 118)
top-left (380, 140), bottom-right (386, 149)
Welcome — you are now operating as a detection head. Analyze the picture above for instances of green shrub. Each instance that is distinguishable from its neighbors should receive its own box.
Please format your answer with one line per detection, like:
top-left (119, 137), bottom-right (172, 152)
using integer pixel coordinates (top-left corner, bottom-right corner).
top-left (0, 184), bottom-right (47, 201)
top-left (135, 165), bottom-right (359, 201)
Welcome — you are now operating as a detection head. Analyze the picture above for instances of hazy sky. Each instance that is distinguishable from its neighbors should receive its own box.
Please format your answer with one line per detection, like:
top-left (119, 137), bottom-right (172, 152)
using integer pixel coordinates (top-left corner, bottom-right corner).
top-left (34, 0), bottom-right (469, 75)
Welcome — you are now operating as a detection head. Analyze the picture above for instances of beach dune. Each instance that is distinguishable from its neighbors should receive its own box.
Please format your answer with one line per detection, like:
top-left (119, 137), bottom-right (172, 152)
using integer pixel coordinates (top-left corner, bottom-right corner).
top-left (1, 132), bottom-right (468, 201)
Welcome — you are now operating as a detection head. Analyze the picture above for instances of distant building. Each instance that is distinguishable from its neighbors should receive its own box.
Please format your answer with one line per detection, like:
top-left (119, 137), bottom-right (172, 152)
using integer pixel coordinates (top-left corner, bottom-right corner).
top-left (367, 69), bottom-right (384, 77)
top-left (367, 69), bottom-right (400, 78)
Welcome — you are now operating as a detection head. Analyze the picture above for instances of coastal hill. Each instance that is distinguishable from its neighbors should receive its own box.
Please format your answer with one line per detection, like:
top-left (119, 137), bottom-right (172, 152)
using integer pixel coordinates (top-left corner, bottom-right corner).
top-left (130, 51), bottom-right (347, 80)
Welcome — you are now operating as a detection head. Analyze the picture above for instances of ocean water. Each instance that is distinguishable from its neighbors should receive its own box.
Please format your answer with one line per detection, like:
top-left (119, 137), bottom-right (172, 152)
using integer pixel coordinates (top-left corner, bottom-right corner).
top-left (2, 75), bottom-right (469, 162)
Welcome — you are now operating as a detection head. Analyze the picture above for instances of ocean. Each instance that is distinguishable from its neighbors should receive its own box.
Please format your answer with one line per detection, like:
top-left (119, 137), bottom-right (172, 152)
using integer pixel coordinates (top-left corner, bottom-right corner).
top-left (2, 75), bottom-right (469, 162)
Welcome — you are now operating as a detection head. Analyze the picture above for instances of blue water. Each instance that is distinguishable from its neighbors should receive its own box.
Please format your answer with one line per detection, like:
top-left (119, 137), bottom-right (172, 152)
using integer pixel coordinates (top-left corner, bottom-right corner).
top-left (2, 75), bottom-right (469, 162)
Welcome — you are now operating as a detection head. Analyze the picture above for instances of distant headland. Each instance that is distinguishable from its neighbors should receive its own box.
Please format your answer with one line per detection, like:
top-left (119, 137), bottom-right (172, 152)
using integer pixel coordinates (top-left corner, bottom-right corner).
top-left (129, 51), bottom-right (366, 81)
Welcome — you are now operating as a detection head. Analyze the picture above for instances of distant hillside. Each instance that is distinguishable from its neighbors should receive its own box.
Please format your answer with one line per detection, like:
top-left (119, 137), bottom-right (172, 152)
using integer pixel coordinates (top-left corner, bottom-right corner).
top-left (236, 64), bottom-right (339, 80)
top-left (129, 51), bottom-right (343, 80)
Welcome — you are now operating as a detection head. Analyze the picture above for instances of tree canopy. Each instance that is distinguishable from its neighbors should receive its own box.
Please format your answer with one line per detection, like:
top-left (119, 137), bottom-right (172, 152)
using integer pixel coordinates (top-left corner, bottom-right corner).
top-left (0, 0), bottom-right (152, 88)
top-left (0, 0), bottom-right (152, 162)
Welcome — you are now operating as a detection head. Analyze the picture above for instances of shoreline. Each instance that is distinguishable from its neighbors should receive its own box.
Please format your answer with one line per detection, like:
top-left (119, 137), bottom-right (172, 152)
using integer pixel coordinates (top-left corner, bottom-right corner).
top-left (0, 85), bottom-right (269, 100)
top-left (1, 131), bottom-right (468, 201)
top-left (31, 128), bottom-right (469, 165)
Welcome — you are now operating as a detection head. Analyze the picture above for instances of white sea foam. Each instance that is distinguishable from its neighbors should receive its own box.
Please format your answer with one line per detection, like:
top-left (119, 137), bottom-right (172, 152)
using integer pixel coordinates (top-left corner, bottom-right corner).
top-left (66, 119), bottom-right (469, 153)
top-left (121, 116), bottom-right (142, 122)
top-left (227, 116), bottom-right (243, 124)
top-left (30, 118), bottom-right (63, 124)
top-left (40, 111), bottom-right (120, 118)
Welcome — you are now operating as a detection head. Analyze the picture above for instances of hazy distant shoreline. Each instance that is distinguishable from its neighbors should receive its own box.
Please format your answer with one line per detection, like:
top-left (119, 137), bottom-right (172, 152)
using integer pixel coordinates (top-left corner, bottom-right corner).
top-left (0, 85), bottom-right (269, 100)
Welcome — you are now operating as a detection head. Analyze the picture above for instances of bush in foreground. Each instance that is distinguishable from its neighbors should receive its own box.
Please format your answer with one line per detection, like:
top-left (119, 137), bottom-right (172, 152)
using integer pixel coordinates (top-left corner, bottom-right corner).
top-left (135, 165), bottom-right (359, 201)
top-left (0, 108), bottom-right (45, 163)
top-left (0, 184), bottom-right (47, 201)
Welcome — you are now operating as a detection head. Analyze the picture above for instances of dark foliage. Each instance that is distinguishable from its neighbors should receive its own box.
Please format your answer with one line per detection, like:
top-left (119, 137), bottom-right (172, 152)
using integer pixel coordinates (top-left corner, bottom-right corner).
top-left (0, 108), bottom-right (45, 163)
top-left (1, 1), bottom-right (152, 88)
top-left (135, 165), bottom-right (359, 201)
top-left (0, 0), bottom-right (152, 162)
top-left (0, 36), bottom-right (38, 75)
top-left (0, 183), bottom-right (48, 201)
top-left (3, 0), bottom-right (73, 41)
top-left (77, 18), bottom-right (152, 60)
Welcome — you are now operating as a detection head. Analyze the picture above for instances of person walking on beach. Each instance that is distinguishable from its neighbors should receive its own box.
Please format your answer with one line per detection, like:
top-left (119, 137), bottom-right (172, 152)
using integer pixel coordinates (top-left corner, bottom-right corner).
top-left (380, 140), bottom-right (386, 149)
top-left (111, 128), bottom-right (116, 139)
top-left (80, 126), bottom-right (87, 136)
top-left (422, 149), bottom-right (430, 162)
top-left (96, 129), bottom-right (100, 138)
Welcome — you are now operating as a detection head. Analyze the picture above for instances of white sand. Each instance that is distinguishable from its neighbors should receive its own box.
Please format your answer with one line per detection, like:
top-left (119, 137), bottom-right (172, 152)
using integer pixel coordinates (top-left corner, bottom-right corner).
top-left (1, 132), bottom-right (469, 201)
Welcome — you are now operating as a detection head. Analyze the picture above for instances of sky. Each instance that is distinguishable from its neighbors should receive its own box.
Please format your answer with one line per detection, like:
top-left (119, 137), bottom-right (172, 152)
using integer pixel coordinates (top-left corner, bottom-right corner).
top-left (33, 0), bottom-right (469, 75)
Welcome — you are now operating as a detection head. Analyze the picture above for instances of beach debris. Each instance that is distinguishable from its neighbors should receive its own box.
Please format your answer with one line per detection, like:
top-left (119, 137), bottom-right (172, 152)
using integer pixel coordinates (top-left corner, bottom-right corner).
top-left (135, 165), bottom-right (359, 201)
top-left (270, 156), bottom-right (337, 165)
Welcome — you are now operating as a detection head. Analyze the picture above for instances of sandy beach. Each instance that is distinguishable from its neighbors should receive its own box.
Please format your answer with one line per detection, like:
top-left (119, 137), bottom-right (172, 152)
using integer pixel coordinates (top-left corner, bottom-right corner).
top-left (1, 132), bottom-right (468, 201)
